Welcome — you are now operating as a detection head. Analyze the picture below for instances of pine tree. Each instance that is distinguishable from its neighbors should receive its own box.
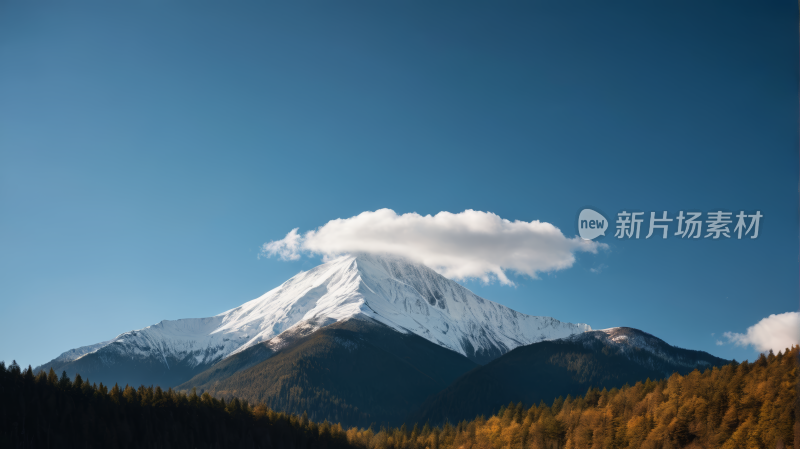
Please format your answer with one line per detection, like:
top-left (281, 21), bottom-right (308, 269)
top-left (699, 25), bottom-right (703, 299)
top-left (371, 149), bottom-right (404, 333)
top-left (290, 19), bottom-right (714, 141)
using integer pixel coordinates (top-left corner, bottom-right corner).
top-left (58, 370), bottom-right (71, 389)
top-left (24, 365), bottom-right (34, 383)
top-left (47, 367), bottom-right (58, 385)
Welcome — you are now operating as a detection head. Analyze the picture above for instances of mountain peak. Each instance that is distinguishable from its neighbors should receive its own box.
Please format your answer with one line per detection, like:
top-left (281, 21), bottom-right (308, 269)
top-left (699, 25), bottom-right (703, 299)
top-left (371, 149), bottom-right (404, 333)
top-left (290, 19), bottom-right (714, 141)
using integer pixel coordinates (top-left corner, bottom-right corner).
top-left (37, 254), bottom-right (591, 385)
top-left (565, 326), bottom-right (727, 370)
top-left (217, 253), bottom-right (590, 362)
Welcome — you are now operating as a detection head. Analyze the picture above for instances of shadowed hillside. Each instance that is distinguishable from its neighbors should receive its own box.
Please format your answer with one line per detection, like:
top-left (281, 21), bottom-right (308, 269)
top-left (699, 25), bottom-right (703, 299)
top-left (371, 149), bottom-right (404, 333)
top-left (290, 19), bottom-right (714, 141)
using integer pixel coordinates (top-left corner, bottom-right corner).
top-left (412, 328), bottom-right (729, 425)
top-left (178, 318), bottom-right (478, 428)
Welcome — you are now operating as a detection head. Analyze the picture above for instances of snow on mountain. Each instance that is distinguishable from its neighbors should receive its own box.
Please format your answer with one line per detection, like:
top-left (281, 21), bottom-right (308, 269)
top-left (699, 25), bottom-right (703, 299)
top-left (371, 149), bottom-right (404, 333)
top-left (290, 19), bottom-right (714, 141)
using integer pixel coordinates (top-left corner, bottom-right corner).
top-left (218, 253), bottom-right (591, 361)
top-left (565, 327), bottom-right (719, 369)
top-left (101, 316), bottom-right (252, 369)
top-left (44, 254), bottom-right (591, 370)
top-left (49, 340), bottom-right (113, 364)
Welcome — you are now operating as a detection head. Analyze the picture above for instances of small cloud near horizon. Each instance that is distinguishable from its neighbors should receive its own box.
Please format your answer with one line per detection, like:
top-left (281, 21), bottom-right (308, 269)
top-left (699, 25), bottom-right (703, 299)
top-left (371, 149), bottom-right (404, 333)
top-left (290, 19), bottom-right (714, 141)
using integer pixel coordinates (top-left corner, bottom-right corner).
top-left (261, 209), bottom-right (607, 285)
top-left (721, 311), bottom-right (800, 353)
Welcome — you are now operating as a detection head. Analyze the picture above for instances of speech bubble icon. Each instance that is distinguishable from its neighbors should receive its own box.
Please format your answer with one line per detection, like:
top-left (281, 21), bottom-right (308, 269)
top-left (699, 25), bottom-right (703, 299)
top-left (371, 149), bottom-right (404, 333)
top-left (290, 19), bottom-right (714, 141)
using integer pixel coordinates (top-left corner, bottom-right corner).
top-left (578, 209), bottom-right (608, 240)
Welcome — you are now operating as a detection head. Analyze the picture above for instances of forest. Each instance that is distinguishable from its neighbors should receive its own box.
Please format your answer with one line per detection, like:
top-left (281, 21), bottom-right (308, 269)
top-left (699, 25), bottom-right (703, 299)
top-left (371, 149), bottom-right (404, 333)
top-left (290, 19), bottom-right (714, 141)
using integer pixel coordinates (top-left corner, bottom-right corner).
top-left (1, 346), bottom-right (797, 449)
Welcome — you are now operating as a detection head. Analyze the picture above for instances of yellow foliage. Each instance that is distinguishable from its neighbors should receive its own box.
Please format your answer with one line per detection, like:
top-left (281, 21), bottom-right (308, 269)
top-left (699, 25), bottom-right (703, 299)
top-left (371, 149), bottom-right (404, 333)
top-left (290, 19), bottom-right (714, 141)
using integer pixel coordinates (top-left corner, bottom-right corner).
top-left (343, 346), bottom-right (798, 449)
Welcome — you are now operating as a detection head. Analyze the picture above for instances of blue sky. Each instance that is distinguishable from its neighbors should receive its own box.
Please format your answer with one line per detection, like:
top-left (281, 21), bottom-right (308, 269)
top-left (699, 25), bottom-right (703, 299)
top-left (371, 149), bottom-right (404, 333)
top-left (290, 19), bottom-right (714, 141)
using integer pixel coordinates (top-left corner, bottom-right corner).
top-left (1, 0), bottom-right (797, 368)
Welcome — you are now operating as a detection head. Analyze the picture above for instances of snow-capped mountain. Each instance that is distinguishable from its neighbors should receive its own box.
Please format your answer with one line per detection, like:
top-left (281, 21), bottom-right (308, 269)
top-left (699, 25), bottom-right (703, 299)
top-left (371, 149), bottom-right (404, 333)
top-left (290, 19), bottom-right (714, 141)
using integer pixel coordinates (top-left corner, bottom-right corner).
top-left (36, 254), bottom-right (590, 384)
top-left (48, 340), bottom-right (112, 365)
top-left (214, 253), bottom-right (590, 361)
top-left (565, 327), bottom-right (722, 371)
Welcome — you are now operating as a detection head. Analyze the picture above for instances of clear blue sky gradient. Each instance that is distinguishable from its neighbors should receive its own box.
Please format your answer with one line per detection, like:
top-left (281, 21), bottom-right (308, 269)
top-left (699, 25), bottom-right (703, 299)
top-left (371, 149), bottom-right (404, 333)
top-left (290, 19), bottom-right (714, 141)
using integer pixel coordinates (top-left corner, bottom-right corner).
top-left (1, 0), bottom-right (797, 368)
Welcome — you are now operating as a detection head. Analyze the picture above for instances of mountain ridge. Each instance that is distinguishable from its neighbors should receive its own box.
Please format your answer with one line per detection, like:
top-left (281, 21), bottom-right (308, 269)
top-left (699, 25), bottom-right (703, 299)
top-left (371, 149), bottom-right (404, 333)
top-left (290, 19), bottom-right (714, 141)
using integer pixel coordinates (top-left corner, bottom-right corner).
top-left (35, 254), bottom-right (590, 386)
top-left (411, 326), bottom-right (730, 425)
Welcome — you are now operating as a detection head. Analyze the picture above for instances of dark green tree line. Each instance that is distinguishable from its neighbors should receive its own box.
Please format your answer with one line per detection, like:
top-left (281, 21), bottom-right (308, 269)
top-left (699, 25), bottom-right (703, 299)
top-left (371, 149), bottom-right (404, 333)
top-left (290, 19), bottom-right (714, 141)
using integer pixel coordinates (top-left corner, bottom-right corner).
top-left (0, 360), bottom-right (351, 448)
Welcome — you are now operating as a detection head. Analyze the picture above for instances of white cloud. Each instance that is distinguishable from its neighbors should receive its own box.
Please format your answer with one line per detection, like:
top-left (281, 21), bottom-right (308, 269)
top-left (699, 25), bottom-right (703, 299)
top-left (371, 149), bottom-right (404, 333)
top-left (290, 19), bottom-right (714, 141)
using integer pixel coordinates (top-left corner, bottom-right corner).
top-left (261, 209), bottom-right (606, 285)
top-left (723, 311), bottom-right (800, 353)
top-left (590, 264), bottom-right (607, 274)
top-left (262, 228), bottom-right (302, 261)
